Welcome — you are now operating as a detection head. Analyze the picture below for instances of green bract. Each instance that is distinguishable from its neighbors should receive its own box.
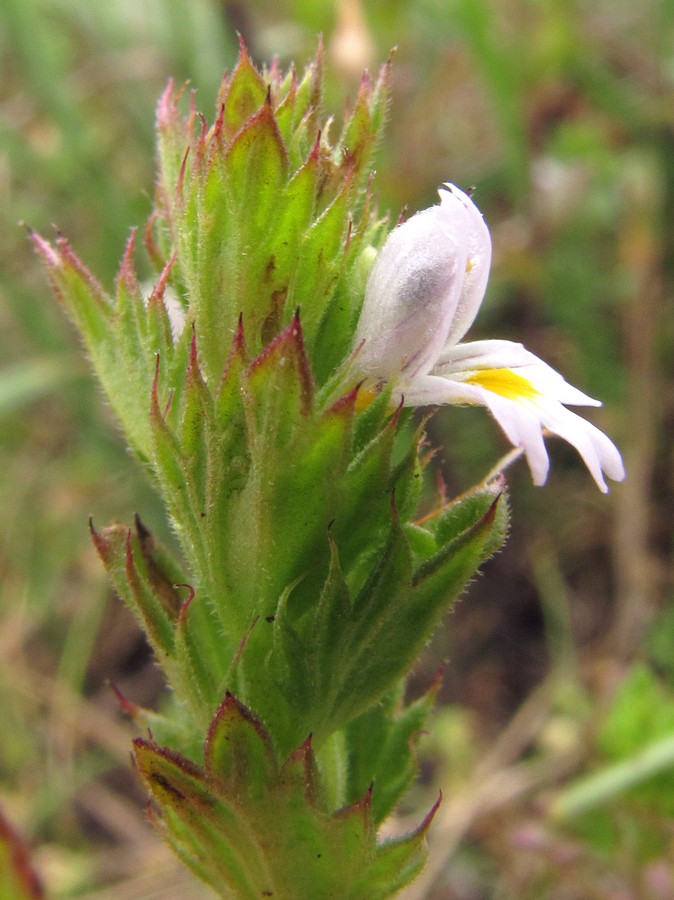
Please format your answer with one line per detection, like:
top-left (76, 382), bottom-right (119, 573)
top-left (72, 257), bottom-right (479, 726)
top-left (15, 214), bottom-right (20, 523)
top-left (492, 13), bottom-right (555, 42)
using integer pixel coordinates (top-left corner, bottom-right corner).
top-left (34, 40), bottom-right (508, 898)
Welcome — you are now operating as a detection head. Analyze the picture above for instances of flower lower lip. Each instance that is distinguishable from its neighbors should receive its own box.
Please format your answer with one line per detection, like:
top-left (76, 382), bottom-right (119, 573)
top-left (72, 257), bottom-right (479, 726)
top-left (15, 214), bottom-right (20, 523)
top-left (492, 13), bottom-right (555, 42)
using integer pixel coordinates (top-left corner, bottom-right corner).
top-left (464, 368), bottom-right (540, 402)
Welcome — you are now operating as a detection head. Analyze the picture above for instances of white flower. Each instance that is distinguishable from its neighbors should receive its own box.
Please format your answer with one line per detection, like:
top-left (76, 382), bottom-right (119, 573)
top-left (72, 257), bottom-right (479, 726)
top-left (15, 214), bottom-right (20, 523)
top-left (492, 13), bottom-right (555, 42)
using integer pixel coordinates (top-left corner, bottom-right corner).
top-left (353, 183), bottom-right (625, 492)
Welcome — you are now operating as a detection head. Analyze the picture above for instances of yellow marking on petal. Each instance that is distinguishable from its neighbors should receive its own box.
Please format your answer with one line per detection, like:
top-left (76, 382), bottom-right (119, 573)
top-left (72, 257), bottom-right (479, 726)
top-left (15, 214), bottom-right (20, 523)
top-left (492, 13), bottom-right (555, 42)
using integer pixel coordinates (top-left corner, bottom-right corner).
top-left (355, 383), bottom-right (380, 411)
top-left (466, 368), bottom-right (540, 401)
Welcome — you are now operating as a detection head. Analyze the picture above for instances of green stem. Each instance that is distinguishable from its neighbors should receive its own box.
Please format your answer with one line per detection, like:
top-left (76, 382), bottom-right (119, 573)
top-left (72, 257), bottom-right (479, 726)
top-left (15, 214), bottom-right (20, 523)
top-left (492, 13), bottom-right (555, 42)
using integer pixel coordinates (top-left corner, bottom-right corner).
top-left (550, 732), bottom-right (674, 820)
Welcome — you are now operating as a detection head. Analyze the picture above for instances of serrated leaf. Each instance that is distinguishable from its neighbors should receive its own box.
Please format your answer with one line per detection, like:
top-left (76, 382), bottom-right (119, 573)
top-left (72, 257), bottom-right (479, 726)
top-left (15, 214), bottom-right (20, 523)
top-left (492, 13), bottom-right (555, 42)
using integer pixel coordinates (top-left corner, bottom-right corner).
top-left (115, 230), bottom-right (148, 351)
top-left (273, 67), bottom-right (298, 143)
top-left (32, 232), bottom-right (161, 460)
top-left (204, 693), bottom-right (277, 799)
top-left (133, 514), bottom-right (185, 617)
top-left (330, 403), bottom-right (399, 585)
top-left (90, 519), bottom-right (176, 658)
top-left (270, 586), bottom-right (311, 703)
top-left (283, 45), bottom-right (323, 163)
top-left (245, 312), bottom-right (313, 441)
top-left (183, 159), bottom-right (240, 384)
top-left (432, 478), bottom-right (508, 556)
top-left (216, 40), bottom-right (268, 140)
top-left (156, 80), bottom-right (197, 216)
top-left (415, 489), bottom-right (506, 587)
top-left (32, 232), bottom-right (111, 346)
top-left (321, 493), bottom-right (506, 738)
top-left (148, 361), bottom-right (214, 583)
top-left (226, 100), bottom-right (289, 229)
top-left (133, 739), bottom-right (270, 897)
top-left (350, 796), bottom-right (439, 900)
top-left (293, 177), bottom-right (354, 348)
top-left (179, 331), bottom-right (216, 501)
top-left (134, 702), bottom-right (433, 900)
top-left (145, 256), bottom-right (181, 360)
top-left (312, 509), bottom-right (413, 737)
top-left (303, 533), bottom-right (352, 704)
top-left (345, 678), bottom-right (439, 824)
top-left (257, 139), bottom-right (320, 330)
top-left (174, 589), bottom-right (229, 720)
top-left (340, 77), bottom-right (375, 174)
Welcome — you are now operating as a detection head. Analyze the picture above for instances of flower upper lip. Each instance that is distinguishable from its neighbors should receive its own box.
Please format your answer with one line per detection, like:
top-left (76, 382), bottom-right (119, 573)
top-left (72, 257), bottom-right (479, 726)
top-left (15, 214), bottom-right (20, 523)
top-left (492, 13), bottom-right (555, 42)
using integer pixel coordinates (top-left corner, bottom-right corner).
top-left (353, 183), bottom-right (625, 492)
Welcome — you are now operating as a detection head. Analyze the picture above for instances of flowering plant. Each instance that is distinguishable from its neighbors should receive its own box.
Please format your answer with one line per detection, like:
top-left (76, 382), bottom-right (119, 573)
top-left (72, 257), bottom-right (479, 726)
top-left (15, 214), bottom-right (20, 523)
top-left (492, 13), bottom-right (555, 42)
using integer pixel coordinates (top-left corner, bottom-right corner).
top-left (353, 183), bottom-right (624, 493)
top-left (32, 42), bottom-right (621, 898)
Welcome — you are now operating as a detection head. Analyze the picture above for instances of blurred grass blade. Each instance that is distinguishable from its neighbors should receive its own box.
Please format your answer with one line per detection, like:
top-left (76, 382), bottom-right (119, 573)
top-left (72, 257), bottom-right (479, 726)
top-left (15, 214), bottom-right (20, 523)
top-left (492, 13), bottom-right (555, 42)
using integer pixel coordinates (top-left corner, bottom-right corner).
top-left (0, 806), bottom-right (43, 899)
top-left (551, 732), bottom-right (674, 821)
top-left (0, 358), bottom-right (74, 418)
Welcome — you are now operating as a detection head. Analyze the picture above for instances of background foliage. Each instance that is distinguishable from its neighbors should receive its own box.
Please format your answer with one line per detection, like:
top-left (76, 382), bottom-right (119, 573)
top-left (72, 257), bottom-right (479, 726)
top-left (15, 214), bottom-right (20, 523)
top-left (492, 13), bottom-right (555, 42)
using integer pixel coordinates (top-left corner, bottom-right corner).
top-left (1, 1), bottom-right (672, 896)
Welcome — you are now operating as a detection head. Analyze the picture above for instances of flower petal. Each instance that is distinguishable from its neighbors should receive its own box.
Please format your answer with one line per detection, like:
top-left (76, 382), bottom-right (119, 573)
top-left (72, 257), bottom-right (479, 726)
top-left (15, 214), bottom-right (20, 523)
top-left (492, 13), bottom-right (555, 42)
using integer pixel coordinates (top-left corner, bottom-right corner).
top-left (351, 180), bottom-right (623, 493)
top-left (396, 351), bottom-right (625, 491)
top-left (436, 339), bottom-right (603, 407)
top-left (354, 206), bottom-right (466, 379)
top-left (397, 372), bottom-right (551, 486)
top-left (436, 184), bottom-right (492, 347)
top-left (535, 400), bottom-right (625, 492)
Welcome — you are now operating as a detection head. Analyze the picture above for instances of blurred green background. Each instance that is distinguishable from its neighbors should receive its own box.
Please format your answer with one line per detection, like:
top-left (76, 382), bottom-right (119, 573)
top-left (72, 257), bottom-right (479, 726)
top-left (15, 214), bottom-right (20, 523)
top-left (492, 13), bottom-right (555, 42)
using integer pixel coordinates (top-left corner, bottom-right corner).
top-left (1, 1), bottom-right (673, 897)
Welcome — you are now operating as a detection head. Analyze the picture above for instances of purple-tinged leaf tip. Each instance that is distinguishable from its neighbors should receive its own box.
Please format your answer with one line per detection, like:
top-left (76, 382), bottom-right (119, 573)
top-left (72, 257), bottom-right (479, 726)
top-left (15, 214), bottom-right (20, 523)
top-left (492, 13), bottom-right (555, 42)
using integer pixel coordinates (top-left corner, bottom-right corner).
top-left (116, 228), bottom-right (141, 298)
top-left (88, 516), bottom-right (111, 563)
top-left (415, 791), bottom-right (442, 837)
top-left (143, 211), bottom-right (165, 270)
top-left (334, 782), bottom-right (374, 820)
top-left (482, 493), bottom-right (502, 528)
top-left (248, 312), bottom-right (314, 415)
top-left (30, 230), bottom-right (60, 268)
top-left (176, 583), bottom-right (196, 626)
top-left (147, 252), bottom-right (177, 309)
top-left (150, 355), bottom-right (173, 421)
top-left (108, 680), bottom-right (141, 720)
top-left (176, 147), bottom-right (190, 200)
top-left (327, 383), bottom-right (359, 419)
top-left (156, 79), bottom-right (176, 130)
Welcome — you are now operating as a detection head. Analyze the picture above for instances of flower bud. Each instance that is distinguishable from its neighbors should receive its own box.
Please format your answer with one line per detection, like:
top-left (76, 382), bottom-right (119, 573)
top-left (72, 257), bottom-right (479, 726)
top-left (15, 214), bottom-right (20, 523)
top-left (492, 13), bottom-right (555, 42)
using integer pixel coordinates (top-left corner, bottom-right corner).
top-left (354, 184), bottom-right (491, 381)
top-left (352, 183), bottom-right (624, 492)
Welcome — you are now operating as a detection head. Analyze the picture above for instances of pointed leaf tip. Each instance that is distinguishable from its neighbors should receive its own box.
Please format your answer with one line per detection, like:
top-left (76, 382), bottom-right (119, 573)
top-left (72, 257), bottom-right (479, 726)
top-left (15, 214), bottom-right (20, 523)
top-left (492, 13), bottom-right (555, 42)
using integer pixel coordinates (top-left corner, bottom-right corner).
top-left (248, 313), bottom-right (314, 414)
top-left (88, 516), bottom-right (110, 562)
top-left (483, 493), bottom-right (502, 527)
top-left (108, 680), bottom-right (141, 719)
top-left (204, 691), bottom-right (276, 789)
top-left (148, 252), bottom-right (177, 307)
top-left (335, 782), bottom-right (374, 820)
top-left (156, 78), bottom-right (180, 130)
top-left (120, 227), bottom-right (137, 270)
top-left (285, 732), bottom-right (315, 768)
top-left (124, 528), bottom-right (136, 578)
top-left (328, 383), bottom-right (359, 417)
top-left (150, 354), bottom-right (164, 417)
top-left (133, 512), bottom-right (151, 541)
top-left (30, 230), bottom-right (60, 268)
top-left (133, 737), bottom-right (206, 805)
top-left (309, 129), bottom-right (322, 161)
top-left (176, 147), bottom-right (189, 198)
top-left (431, 667), bottom-right (445, 693)
top-left (205, 690), bottom-right (271, 755)
top-left (416, 791), bottom-right (442, 836)
top-left (389, 487), bottom-right (400, 523)
top-left (188, 323), bottom-right (199, 370)
top-left (176, 583), bottom-right (196, 625)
